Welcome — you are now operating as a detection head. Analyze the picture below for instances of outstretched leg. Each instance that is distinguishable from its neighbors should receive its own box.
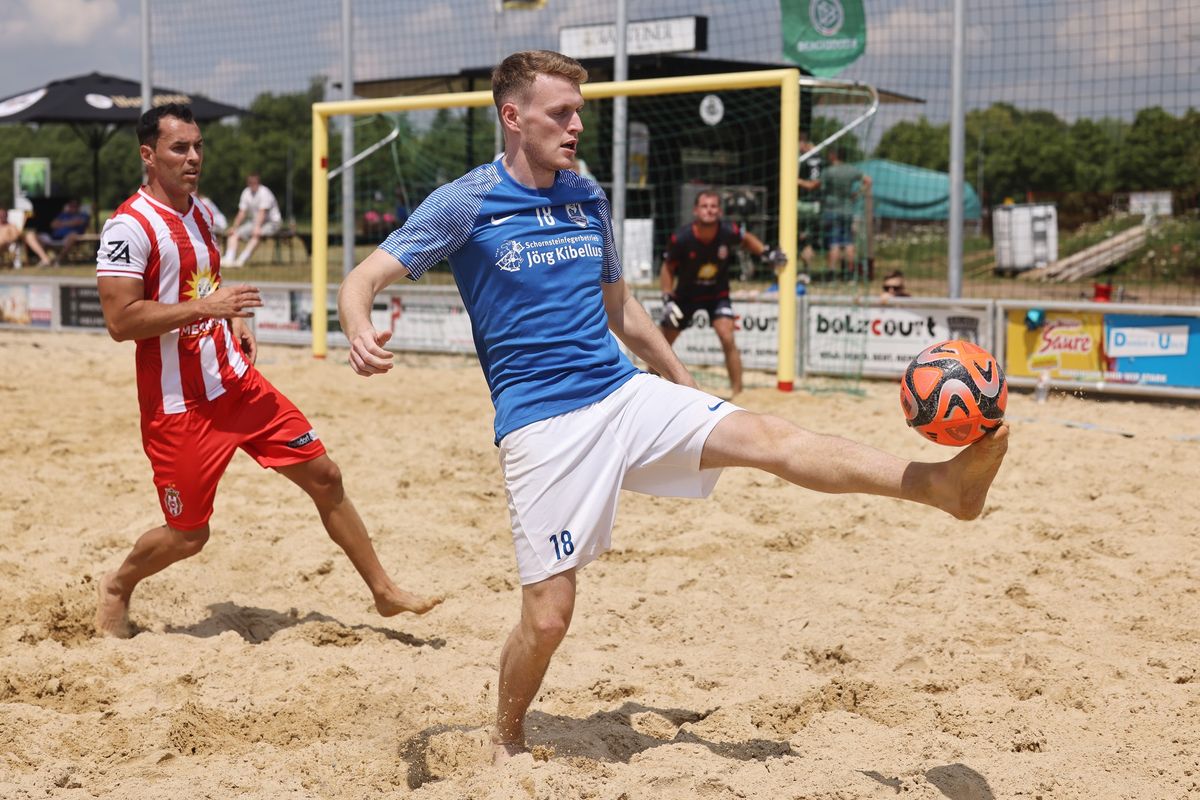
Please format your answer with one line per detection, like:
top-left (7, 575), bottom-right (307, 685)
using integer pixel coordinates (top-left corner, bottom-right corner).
top-left (95, 523), bottom-right (211, 637)
top-left (276, 455), bottom-right (442, 615)
top-left (493, 570), bottom-right (576, 764)
top-left (701, 412), bottom-right (1008, 520)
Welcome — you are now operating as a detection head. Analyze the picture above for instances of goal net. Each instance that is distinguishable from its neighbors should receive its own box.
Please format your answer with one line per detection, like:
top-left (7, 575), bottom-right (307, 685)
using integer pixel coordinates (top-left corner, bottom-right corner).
top-left (311, 70), bottom-right (878, 392)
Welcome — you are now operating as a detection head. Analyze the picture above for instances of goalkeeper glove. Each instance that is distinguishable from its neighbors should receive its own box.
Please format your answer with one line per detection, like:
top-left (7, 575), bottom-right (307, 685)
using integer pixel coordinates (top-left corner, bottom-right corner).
top-left (761, 246), bottom-right (788, 268)
top-left (661, 293), bottom-right (684, 328)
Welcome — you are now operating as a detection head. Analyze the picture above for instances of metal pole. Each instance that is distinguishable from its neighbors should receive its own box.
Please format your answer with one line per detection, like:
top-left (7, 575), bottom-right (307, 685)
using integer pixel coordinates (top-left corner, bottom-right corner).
top-left (140, 0), bottom-right (152, 114)
top-left (312, 110), bottom-right (329, 358)
top-left (341, 0), bottom-right (355, 277)
top-left (611, 0), bottom-right (628, 259)
top-left (976, 124), bottom-right (985, 235)
top-left (139, 0), bottom-right (152, 204)
top-left (948, 0), bottom-right (965, 298)
top-left (494, 2), bottom-right (504, 158)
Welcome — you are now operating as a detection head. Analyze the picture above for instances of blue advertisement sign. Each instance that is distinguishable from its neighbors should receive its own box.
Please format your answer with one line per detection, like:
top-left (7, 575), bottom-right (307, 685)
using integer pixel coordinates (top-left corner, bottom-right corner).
top-left (1104, 314), bottom-right (1200, 388)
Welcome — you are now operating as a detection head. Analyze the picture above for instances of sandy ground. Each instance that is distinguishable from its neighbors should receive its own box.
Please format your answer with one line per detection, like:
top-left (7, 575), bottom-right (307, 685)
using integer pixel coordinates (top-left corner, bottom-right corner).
top-left (1, 328), bottom-right (1198, 799)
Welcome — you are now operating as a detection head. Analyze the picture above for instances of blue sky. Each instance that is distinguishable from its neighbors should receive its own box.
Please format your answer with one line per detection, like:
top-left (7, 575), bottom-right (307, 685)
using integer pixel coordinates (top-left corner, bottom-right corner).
top-left (4, 0), bottom-right (1195, 134)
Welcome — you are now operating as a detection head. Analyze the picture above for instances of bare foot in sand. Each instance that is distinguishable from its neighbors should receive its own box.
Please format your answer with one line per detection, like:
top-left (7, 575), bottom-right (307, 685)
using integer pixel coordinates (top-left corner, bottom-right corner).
top-left (94, 572), bottom-right (133, 639)
top-left (374, 586), bottom-right (444, 617)
top-left (929, 423), bottom-right (1010, 520)
top-left (491, 739), bottom-right (529, 766)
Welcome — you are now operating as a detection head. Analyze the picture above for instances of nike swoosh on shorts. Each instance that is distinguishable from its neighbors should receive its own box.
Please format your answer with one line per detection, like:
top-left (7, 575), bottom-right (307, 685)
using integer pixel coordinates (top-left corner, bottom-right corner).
top-left (491, 213), bottom-right (517, 225)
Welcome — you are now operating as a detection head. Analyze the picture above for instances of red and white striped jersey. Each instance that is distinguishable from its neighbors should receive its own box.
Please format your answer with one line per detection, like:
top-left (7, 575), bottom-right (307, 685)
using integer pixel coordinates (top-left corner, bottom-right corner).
top-left (97, 189), bottom-right (251, 416)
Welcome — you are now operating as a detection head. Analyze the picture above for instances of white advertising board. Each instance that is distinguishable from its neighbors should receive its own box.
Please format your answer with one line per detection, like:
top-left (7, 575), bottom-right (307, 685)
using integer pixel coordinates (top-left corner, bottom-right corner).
top-left (807, 304), bottom-right (990, 376)
top-left (385, 289), bottom-right (476, 354)
top-left (641, 296), bottom-right (782, 371)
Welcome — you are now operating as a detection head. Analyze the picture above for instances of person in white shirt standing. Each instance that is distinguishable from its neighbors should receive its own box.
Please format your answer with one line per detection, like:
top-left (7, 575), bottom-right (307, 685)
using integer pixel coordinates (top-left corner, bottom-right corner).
top-left (223, 172), bottom-right (281, 267)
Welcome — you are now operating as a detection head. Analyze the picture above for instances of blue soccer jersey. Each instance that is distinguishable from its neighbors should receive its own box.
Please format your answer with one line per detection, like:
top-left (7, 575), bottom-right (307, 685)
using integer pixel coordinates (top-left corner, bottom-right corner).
top-left (380, 161), bottom-right (639, 443)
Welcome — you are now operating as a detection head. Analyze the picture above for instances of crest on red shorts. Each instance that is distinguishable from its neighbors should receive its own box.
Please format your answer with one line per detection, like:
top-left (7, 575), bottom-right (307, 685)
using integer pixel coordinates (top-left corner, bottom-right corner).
top-left (163, 485), bottom-right (183, 517)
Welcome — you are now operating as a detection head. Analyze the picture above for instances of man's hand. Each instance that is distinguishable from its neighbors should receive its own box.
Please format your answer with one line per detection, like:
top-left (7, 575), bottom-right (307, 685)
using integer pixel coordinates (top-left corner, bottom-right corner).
top-left (347, 328), bottom-right (394, 376)
top-left (199, 284), bottom-right (261, 319)
top-left (660, 293), bottom-right (684, 329)
top-left (760, 246), bottom-right (788, 268)
top-left (231, 316), bottom-right (257, 365)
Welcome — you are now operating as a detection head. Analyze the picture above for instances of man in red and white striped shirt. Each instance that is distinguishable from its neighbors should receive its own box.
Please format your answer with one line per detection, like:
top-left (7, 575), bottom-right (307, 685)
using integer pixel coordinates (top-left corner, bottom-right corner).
top-left (94, 104), bottom-right (441, 637)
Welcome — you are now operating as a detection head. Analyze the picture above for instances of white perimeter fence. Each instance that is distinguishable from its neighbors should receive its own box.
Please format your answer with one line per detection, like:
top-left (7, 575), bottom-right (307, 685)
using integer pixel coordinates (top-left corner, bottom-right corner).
top-left (3, 275), bottom-right (1199, 400)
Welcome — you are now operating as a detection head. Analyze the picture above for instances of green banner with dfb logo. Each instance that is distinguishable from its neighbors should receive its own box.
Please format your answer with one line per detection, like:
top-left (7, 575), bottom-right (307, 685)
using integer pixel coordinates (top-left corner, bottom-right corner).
top-left (780, 0), bottom-right (867, 77)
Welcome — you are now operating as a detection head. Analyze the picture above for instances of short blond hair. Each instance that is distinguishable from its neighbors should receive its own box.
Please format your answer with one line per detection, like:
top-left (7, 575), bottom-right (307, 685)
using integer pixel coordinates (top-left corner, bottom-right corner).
top-left (491, 50), bottom-right (588, 111)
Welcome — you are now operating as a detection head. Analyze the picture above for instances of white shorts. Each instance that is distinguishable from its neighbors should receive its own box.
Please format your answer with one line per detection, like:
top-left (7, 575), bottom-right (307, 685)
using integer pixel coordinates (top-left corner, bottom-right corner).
top-left (235, 219), bottom-right (280, 238)
top-left (498, 373), bottom-right (741, 585)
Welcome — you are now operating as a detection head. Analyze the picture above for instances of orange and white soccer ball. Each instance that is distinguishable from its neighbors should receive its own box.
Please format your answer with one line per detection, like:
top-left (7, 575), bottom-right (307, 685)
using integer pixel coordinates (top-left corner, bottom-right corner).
top-left (900, 339), bottom-right (1007, 446)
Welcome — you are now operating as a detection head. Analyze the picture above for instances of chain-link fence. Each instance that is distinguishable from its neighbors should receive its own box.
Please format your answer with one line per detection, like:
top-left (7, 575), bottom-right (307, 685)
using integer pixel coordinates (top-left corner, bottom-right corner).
top-left (132, 1), bottom-right (1196, 303)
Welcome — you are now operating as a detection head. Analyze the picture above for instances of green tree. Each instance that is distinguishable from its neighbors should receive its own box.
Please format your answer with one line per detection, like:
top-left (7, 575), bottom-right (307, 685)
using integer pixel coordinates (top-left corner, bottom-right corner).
top-left (875, 116), bottom-right (949, 171)
top-left (1115, 106), bottom-right (1191, 192)
top-left (1068, 118), bottom-right (1120, 193)
top-left (0, 123), bottom-right (141, 215)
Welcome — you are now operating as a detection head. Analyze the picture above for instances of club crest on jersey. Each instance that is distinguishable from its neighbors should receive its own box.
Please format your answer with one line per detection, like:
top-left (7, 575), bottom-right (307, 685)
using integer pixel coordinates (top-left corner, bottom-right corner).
top-left (185, 266), bottom-right (218, 300)
top-left (163, 485), bottom-right (183, 517)
top-left (718, 244), bottom-right (729, 260)
top-left (495, 240), bottom-right (524, 272)
top-left (565, 203), bottom-right (588, 228)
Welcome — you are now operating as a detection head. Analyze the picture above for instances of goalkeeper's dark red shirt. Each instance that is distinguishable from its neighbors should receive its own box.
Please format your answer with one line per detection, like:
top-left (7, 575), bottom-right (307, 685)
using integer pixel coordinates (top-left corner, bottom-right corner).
top-left (662, 220), bottom-right (745, 302)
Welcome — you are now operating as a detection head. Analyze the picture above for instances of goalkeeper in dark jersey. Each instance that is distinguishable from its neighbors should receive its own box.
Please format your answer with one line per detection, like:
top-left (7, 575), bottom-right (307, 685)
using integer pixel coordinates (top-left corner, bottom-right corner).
top-left (659, 189), bottom-right (785, 396)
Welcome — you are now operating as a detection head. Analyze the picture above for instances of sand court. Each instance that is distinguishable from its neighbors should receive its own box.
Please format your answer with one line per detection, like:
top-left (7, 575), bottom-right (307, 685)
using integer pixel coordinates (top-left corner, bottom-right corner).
top-left (1, 328), bottom-right (1197, 798)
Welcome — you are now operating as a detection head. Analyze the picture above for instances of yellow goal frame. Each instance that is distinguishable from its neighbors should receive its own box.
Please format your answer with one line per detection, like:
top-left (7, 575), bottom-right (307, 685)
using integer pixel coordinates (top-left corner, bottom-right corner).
top-left (311, 69), bottom-right (801, 390)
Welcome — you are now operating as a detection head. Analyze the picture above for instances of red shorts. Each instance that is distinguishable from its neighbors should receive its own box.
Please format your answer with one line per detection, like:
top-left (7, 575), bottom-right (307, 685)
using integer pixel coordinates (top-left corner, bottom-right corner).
top-left (141, 368), bottom-right (326, 530)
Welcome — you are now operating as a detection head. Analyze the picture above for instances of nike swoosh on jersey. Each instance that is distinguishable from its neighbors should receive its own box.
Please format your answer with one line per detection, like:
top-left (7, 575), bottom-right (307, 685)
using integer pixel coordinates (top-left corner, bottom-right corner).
top-left (707, 400), bottom-right (726, 411)
top-left (490, 213), bottom-right (518, 225)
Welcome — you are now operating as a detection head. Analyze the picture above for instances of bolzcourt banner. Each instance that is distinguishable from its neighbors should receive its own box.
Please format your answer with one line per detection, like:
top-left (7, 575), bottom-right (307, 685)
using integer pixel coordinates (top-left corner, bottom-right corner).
top-left (779, 0), bottom-right (867, 78)
top-left (807, 304), bottom-right (989, 376)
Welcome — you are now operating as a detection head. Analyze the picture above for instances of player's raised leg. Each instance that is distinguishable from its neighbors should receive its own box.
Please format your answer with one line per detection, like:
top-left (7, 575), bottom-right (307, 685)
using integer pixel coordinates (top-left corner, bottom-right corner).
top-left (95, 523), bottom-right (211, 638)
top-left (700, 411), bottom-right (1009, 520)
top-left (275, 455), bottom-right (443, 615)
top-left (493, 570), bottom-right (576, 764)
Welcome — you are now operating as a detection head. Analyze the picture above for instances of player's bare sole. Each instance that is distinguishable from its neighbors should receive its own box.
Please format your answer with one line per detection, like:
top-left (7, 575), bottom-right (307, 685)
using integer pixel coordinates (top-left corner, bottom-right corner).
top-left (374, 588), bottom-right (444, 617)
top-left (94, 572), bottom-right (133, 639)
top-left (930, 422), bottom-right (1010, 520)
top-left (491, 739), bottom-right (529, 766)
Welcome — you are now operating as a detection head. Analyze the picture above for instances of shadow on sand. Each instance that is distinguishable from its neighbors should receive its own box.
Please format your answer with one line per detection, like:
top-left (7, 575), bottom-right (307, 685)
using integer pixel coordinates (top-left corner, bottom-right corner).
top-left (163, 601), bottom-right (445, 649)
top-left (400, 700), bottom-right (795, 789)
top-left (862, 763), bottom-right (996, 799)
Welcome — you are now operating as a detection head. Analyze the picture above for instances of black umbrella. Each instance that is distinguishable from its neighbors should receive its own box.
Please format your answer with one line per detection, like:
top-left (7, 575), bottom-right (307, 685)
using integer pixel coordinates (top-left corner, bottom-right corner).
top-left (0, 72), bottom-right (247, 231)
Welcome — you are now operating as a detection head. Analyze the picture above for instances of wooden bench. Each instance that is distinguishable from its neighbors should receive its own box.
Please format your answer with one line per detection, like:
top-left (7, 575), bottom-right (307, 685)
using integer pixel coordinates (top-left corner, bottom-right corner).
top-left (266, 227), bottom-right (308, 264)
top-left (72, 233), bottom-right (102, 261)
top-left (47, 233), bottom-right (103, 265)
top-left (236, 226), bottom-right (308, 265)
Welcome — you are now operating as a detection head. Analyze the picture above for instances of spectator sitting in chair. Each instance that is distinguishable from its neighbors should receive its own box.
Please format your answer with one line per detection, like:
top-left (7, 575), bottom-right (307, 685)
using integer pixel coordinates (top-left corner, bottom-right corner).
top-left (2, 208), bottom-right (51, 266)
top-left (29, 199), bottom-right (89, 265)
top-left (223, 173), bottom-right (282, 267)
